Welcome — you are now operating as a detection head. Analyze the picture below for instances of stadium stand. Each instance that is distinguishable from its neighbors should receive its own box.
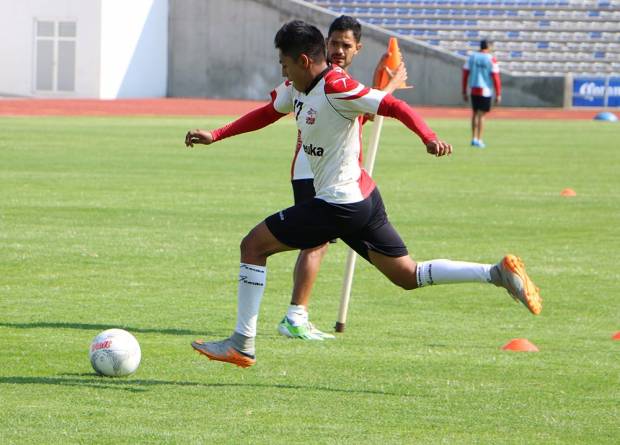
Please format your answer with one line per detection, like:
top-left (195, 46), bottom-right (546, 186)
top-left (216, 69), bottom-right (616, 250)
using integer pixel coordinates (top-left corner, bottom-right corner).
top-left (307, 0), bottom-right (620, 76)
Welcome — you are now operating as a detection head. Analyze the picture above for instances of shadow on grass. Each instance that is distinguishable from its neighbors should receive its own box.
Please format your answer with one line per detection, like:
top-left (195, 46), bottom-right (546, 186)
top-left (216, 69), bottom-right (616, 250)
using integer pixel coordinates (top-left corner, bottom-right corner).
top-left (0, 321), bottom-right (214, 337)
top-left (0, 375), bottom-right (413, 397)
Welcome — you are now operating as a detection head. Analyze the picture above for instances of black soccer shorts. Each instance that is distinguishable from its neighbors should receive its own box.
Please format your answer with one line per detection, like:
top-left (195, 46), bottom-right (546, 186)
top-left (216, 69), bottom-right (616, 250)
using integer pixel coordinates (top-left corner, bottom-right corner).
top-left (266, 187), bottom-right (408, 262)
top-left (292, 178), bottom-right (336, 244)
top-left (471, 95), bottom-right (492, 112)
top-left (291, 178), bottom-right (316, 204)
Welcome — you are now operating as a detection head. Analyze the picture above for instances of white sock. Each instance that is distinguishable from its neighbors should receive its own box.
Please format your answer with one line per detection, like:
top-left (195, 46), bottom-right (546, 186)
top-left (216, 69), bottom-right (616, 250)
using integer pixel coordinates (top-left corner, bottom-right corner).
top-left (286, 304), bottom-right (308, 326)
top-left (234, 263), bottom-right (267, 338)
top-left (416, 259), bottom-right (492, 287)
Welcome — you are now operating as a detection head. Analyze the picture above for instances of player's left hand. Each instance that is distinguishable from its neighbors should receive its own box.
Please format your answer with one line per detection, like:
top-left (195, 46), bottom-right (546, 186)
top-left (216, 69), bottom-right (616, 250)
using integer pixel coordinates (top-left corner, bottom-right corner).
top-left (426, 140), bottom-right (452, 157)
top-left (185, 129), bottom-right (214, 147)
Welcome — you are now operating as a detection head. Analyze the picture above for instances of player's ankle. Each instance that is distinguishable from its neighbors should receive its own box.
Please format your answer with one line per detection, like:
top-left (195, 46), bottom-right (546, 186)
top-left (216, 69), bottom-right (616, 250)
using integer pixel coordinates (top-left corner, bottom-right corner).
top-left (231, 331), bottom-right (255, 356)
top-left (286, 304), bottom-right (308, 326)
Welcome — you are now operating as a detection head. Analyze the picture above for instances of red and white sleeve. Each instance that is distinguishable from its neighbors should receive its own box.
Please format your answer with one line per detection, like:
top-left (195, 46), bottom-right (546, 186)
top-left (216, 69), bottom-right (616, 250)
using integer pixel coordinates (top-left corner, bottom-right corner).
top-left (377, 95), bottom-right (437, 145)
top-left (211, 82), bottom-right (291, 142)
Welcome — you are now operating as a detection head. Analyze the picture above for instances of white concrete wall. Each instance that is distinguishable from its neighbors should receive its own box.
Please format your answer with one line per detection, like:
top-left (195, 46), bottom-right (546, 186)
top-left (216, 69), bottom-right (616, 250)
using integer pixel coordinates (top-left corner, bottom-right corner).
top-left (0, 0), bottom-right (102, 98)
top-left (0, 0), bottom-right (167, 98)
top-left (99, 0), bottom-right (168, 98)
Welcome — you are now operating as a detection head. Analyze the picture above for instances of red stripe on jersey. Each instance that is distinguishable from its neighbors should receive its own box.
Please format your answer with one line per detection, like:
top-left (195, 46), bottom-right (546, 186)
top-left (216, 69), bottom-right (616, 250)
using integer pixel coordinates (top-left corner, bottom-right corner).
top-left (290, 130), bottom-right (303, 179)
top-left (324, 70), bottom-right (358, 94)
top-left (337, 87), bottom-right (371, 101)
top-left (357, 116), bottom-right (364, 165)
top-left (471, 87), bottom-right (484, 96)
top-left (356, 116), bottom-right (375, 198)
top-left (358, 169), bottom-right (376, 199)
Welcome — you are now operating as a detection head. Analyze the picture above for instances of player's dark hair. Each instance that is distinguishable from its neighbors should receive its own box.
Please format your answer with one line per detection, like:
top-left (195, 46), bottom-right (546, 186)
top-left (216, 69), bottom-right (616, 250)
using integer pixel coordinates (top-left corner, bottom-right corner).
top-left (274, 20), bottom-right (326, 61)
top-left (328, 15), bottom-right (362, 42)
top-left (480, 39), bottom-right (492, 50)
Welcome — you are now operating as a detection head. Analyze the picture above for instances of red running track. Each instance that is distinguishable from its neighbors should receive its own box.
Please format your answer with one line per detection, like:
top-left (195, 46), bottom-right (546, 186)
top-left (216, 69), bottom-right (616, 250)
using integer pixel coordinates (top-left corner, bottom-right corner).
top-left (0, 97), bottom-right (601, 120)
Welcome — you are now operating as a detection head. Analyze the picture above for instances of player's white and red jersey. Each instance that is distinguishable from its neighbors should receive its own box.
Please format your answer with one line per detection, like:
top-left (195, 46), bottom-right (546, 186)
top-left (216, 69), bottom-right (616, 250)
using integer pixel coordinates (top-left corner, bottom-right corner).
top-left (211, 67), bottom-right (437, 201)
top-left (462, 51), bottom-right (501, 98)
top-left (272, 66), bottom-right (387, 204)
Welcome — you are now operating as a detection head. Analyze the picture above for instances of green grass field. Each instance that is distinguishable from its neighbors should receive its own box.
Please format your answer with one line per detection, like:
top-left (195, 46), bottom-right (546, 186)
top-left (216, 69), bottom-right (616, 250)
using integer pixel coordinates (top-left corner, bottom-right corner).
top-left (1, 115), bottom-right (619, 444)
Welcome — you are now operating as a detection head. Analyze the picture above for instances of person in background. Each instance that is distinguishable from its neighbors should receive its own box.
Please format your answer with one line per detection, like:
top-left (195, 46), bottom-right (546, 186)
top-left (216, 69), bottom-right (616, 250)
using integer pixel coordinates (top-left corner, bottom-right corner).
top-left (462, 39), bottom-right (501, 148)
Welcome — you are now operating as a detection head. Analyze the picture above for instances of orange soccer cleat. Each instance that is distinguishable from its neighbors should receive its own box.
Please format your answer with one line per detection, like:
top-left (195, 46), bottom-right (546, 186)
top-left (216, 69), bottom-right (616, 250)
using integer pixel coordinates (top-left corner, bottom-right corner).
top-left (495, 254), bottom-right (543, 315)
top-left (191, 338), bottom-right (256, 368)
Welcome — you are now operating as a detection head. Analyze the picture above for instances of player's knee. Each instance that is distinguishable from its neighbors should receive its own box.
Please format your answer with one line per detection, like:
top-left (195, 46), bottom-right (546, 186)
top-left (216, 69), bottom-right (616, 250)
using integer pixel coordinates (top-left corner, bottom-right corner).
top-left (239, 233), bottom-right (252, 256)
top-left (390, 262), bottom-right (418, 290)
top-left (303, 243), bottom-right (328, 260)
top-left (240, 231), bottom-right (263, 259)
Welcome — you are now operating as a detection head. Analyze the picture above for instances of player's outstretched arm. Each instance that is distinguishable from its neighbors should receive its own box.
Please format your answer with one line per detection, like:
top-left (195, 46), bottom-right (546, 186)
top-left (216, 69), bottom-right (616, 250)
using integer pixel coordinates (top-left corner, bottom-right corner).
top-left (377, 94), bottom-right (451, 156)
top-left (184, 102), bottom-right (286, 149)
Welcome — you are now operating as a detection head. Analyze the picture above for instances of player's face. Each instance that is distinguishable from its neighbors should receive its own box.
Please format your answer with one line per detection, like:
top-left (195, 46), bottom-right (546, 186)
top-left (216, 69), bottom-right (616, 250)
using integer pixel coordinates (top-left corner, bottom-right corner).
top-left (279, 51), bottom-right (308, 91)
top-left (327, 30), bottom-right (361, 70)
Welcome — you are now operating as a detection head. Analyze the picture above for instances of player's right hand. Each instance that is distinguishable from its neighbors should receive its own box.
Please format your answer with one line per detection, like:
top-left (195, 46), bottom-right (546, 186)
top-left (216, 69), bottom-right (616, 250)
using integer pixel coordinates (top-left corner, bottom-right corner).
top-left (426, 140), bottom-right (452, 157)
top-left (384, 62), bottom-right (409, 94)
top-left (185, 129), bottom-right (214, 147)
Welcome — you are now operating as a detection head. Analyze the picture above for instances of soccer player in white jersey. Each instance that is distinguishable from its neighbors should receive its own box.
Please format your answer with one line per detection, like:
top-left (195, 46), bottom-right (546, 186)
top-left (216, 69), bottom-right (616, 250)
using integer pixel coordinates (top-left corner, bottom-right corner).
top-left (462, 39), bottom-right (502, 148)
top-left (185, 21), bottom-right (541, 368)
top-left (278, 15), bottom-right (408, 341)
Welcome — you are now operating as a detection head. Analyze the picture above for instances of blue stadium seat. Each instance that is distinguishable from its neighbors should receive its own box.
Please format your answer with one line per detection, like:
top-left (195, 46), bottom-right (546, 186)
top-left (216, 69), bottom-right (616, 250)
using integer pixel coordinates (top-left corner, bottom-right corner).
top-left (317, 0), bottom-right (617, 76)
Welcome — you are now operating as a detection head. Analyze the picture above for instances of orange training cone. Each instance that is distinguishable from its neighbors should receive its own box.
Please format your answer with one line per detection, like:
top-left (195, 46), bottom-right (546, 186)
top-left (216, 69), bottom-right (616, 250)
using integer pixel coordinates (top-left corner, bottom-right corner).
top-left (560, 188), bottom-right (577, 197)
top-left (373, 37), bottom-right (410, 90)
top-left (612, 332), bottom-right (620, 340)
top-left (501, 338), bottom-right (539, 352)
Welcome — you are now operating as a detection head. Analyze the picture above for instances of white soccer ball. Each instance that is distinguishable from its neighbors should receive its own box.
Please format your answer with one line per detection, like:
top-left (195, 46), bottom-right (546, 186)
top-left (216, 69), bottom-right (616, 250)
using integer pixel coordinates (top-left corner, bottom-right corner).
top-left (89, 328), bottom-right (141, 377)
